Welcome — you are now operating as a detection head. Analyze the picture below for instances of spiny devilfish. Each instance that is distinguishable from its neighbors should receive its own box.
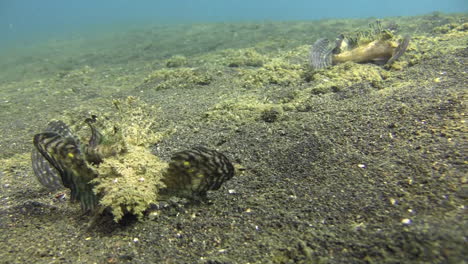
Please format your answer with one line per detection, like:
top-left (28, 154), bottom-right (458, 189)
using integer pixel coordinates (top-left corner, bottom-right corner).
top-left (31, 119), bottom-right (235, 216)
top-left (310, 21), bottom-right (410, 69)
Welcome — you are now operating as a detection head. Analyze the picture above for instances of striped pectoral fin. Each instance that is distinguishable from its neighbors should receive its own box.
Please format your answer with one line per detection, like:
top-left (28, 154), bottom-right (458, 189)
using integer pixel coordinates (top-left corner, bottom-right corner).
top-left (33, 132), bottom-right (69, 183)
top-left (31, 120), bottom-right (79, 190)
top-left (33, 132), bottom-right (83, 187)
top-left (161, 146), bottom-right (235, 199)
top-left (33, 131), bottom-right (98, 212)
top-left (31, 147), bottom-right (64, 190)
top-left (310, 38), bottom-right (334, 70)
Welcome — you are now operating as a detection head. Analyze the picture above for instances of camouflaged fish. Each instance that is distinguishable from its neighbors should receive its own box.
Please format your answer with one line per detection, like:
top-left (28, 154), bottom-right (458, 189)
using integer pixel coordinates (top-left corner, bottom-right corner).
top-left (160, 146), bottom-right (235, 200)
top-left (310, 21), bottom-right (410, 69)
top-left (33, 119), bottom-right (235, 216)
top-left (32, 119), bottom-right (102, 212)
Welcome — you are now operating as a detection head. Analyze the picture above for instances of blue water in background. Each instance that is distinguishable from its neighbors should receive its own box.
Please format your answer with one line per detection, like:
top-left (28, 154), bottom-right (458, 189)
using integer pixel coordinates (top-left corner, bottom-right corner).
top-left (1, 0), bottom-right (467, 48)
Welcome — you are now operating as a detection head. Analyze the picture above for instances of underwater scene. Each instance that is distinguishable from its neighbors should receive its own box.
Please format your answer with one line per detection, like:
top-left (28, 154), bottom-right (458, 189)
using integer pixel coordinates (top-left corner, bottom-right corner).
top-left (0, 1), bottom-right (467, 263)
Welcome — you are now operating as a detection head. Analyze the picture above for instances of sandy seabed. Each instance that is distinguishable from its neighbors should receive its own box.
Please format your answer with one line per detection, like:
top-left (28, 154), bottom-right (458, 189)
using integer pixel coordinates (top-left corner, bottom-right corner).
top-left (0, 13), bottom-right (466, 264)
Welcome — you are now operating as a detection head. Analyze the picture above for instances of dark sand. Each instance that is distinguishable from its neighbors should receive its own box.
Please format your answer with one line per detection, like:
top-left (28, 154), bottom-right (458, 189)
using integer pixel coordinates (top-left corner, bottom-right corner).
top-left (0, 13), bottom-right (466, 263)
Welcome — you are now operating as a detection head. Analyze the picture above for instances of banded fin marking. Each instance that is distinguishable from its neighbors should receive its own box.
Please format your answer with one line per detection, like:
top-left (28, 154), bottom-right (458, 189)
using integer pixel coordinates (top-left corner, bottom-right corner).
top-left (31, 120), bottom-right (76, 190)
top-left (310, 38), bottom-right (334, 70)
top-left (33, 122), bottom-right (98, 212)
top-left (161, 146), bottom-right (234, 199)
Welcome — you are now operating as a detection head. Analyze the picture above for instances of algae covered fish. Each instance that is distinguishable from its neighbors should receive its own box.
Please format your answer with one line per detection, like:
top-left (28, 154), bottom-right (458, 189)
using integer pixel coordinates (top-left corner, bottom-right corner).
top-left (32, 113), bottom-right (235, 220)
top-left (310, 21), bottom-right (410, 69)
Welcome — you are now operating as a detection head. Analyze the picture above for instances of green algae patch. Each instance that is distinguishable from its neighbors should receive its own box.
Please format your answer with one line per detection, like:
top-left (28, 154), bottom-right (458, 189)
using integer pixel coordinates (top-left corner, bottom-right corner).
top-left (224, 48), bottom-right (266, 67)
top-left (141, 67), bottom-right (213, 90)
top-left (432, 22), bottom-right (468, 35)
top-left (238, 58), bottom-right (305, 88)
top-left (206, 95), bottom-right (283, 122)
top-left (308, 62), bottom-right (386, 94)
top-left (401, 27), bottom-right (467, 67)
top-left (165, 55), bottom-right (188, 68)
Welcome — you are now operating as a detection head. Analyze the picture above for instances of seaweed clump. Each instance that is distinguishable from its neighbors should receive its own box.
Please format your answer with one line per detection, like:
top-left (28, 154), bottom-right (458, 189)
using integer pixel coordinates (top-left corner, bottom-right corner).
top-left (140, 67), bottom-right (212, 90)
top-left (225, 48), bottom-right (266, 67)
top-left (165, 55), bottom-right (188, 68)
top-left (308, 62), bottom-right (388, 94)
top-left (237, 58), bottom-right (304, 88)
